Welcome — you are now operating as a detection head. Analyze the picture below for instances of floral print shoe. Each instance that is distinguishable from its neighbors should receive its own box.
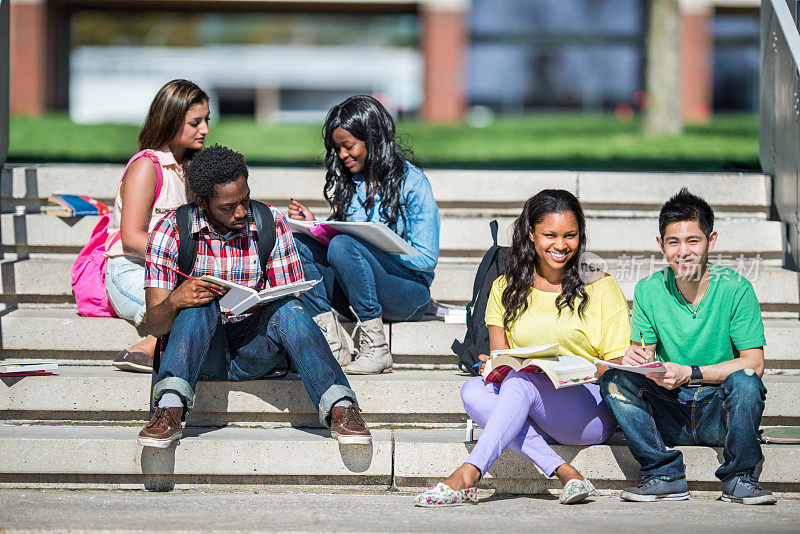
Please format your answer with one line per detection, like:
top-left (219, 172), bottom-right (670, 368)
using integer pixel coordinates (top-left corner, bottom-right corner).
top-left (559, 478), bottom-right (597, 504)
top-left (414, 482), bottom-right (479, 507)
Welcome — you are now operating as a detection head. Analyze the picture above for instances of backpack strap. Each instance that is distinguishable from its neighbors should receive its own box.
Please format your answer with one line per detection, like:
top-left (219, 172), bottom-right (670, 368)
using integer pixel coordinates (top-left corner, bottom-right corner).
top-left (250, 200), bottom-right (277, 275)
top-left (175, 203), bottom-right (199, 279)
top-left (468, 220), bottom-right (502, 310)
top-left (173, 201), bottom-right (276, 281)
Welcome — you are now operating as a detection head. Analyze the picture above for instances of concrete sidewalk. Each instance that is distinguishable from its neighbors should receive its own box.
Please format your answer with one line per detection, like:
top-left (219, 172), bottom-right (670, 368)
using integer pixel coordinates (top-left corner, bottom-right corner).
top-left (0, 489), bottom-right (797, 533)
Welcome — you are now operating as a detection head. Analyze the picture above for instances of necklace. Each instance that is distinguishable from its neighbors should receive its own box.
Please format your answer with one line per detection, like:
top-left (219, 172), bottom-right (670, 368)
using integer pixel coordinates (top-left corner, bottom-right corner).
top-left (675, 285), bottom-right (706, 319)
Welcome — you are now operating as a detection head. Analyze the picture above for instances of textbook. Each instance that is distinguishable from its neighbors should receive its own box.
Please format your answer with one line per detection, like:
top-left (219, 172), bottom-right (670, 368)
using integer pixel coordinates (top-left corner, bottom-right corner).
top-left (597, 360), bottom-right (667, 375)
top-left (200, 276), bottom-right (320, 316)
top-left (287, 219), bottom-right (419, 256)
top-left (427, 299), bottom-right (467, 324)
top-left (46, 193), bottom-right (110, 217)
top-left (0, 359), bottom-right (58, 376)
top-left (481, 343), bottom-right (598, 389)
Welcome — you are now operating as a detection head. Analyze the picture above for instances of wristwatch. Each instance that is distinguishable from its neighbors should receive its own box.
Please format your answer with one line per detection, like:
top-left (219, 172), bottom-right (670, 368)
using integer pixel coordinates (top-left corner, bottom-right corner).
top-left (686, 365), bottom-right (703, 388)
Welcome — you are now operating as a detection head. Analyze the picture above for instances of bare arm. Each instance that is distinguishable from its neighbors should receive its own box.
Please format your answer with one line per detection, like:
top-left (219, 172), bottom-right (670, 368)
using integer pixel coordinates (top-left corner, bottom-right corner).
top-left (475, 325), bottom-right (510, 373)
top-left (119, 158), bottom-right (159, 258)
top-left (648, 346), bottom-right (765, 390)
top-left (144, 280), bottom-right (226, 337)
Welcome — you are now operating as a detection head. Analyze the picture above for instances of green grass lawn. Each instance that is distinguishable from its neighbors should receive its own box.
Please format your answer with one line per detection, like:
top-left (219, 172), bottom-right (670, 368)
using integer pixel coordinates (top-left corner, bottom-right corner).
top-left (9, 112), bottom-right (760, 171)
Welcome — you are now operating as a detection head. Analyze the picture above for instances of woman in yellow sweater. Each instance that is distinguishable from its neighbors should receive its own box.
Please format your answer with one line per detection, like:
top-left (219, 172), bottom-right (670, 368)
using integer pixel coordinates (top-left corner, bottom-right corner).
top-left (415, 189), bottom-right (630, 506)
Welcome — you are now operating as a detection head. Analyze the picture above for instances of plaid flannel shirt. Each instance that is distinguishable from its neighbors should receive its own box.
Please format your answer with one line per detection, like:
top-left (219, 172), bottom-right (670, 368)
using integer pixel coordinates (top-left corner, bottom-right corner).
top-left (145, 204), bottom-right (305, 320)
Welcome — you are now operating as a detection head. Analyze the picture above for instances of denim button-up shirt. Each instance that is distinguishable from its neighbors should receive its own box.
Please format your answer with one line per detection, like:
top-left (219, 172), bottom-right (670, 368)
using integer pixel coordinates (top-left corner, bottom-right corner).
top-left (346, 160), bottom-right (440, 284)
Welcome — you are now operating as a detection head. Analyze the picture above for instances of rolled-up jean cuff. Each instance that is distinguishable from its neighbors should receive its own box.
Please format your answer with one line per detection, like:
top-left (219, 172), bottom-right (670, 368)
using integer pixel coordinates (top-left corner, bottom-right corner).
top-left (153, 377), bottom-right (196, 414)
top-left (318, 384), bottom-right (358, 427)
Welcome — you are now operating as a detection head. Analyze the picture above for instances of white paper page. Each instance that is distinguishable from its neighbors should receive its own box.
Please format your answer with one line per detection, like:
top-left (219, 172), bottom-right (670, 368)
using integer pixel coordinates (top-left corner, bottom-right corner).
top-left (216, 285), bottom-right (258, 312)
top-left (229, 279), bottom-right (321, 315)
top-left (323, 221), bottom-right (419, 255)
top-left (286, 219), bottom-right (316, 238)
top-left (598, 360), bottom-right (667, 375)
top-left (491, 343), bottom-right (559, 358)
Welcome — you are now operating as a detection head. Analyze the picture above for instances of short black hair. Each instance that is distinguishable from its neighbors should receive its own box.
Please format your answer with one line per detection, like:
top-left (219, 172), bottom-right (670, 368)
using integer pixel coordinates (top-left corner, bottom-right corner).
top-left (658, 187), bottom-right (714, 238)
top-left (187, 144), bottom-right (249, 200)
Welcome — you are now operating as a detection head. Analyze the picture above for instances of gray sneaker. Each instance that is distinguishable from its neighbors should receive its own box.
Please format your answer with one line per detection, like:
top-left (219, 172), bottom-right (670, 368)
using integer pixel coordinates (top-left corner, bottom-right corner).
top-left (620, 476), bottom-right (690, 502)
top-left (721, 473), bottom-right (777, 505)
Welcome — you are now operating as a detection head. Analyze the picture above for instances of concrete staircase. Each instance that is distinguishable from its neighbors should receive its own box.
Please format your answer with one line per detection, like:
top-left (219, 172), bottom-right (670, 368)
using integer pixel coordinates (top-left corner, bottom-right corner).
top-left (1, 164), bottom-right (798, 495)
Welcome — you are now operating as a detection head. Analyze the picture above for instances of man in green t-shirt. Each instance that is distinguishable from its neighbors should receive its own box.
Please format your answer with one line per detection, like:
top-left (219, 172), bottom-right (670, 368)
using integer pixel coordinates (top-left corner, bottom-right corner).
top-left (599, 188), bottom-right (776, 505)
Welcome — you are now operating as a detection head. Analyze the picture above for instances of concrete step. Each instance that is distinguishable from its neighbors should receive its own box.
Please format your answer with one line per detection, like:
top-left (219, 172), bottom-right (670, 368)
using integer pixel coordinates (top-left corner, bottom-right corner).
top-left (3, 164), bottom-right (771, 219)
top-left (3, 257), bottom-right (797, 317)
top-left (0, 213), bottom-right (785, 264)
top-left (2, 367), bottom-right (798, 427)
top-left (0, 309), bottom-right (798, 371)
top-left (0, 425), bottom-right (796, 494)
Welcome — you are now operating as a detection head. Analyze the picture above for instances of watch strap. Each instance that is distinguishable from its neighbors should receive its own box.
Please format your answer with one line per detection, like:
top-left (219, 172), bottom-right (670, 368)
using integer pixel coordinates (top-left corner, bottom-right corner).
top-left (687, 365), bottom-right (703, 387)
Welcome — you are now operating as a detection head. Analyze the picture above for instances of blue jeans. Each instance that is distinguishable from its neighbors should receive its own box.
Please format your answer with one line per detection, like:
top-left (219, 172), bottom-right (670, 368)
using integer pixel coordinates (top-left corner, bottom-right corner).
top-left (105, 255), bottom-right (146, 325)
top-left (293, 233), bottom-right (431, 322)
top-left (599, 369), bottom-right (766, 482)
top-left (153, 297), bottom-right (357, 427)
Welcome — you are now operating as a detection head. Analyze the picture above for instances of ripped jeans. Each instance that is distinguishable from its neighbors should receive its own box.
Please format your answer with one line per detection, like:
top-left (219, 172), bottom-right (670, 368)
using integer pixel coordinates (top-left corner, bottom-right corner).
top-left (599, 368), bottom-right (767, 482)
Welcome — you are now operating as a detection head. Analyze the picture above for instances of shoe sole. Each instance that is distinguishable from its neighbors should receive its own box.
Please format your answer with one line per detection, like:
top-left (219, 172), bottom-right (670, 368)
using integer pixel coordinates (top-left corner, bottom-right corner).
top-left (560, 490), bottom-right (590, 504)
top-left (620, 491), bottom-right (690, 502)
top-left (720, 494), bottom-right (777, 505)
top-left (112, 361), bottom-right (153, 373)
top-left (331, 433), bottom-right (372, 445)
top-left (137, 431), bottom-right (182, 448)
top-left (343, 368), bottom-right (392, 375)
top-left (414, 501), bottom-right (478, 507)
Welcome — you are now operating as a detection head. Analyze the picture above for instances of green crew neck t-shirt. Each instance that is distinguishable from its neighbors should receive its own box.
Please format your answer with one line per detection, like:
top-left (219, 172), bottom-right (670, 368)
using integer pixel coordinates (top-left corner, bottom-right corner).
top-left (630, 264), bottom-right (765, 367)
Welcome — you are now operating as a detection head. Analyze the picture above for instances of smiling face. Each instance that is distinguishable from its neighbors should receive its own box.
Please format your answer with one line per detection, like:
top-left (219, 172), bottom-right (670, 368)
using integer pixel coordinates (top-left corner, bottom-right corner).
top-left (658, 220), bottom-right (717, 281)
top-left (331, 126), bottom-right (367, 173)
top-left (529, 211), bottom-right (580, 276)
top-left (197, 175), bottom-right (250, 235)
top-left (172, 100), bottom-right (210, 151)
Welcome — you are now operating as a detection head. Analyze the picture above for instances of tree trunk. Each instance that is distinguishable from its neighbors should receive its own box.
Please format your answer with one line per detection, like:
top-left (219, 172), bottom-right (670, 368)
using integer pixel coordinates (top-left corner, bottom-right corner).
top-left (643, 0), bottom-right (682, 135)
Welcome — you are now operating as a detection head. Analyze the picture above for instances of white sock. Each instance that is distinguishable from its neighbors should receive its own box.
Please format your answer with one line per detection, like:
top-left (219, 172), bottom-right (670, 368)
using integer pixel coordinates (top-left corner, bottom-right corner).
top-left (158, 392), bottom-right (183, 409)
top-left (333, 399), bottom-right (353, 408)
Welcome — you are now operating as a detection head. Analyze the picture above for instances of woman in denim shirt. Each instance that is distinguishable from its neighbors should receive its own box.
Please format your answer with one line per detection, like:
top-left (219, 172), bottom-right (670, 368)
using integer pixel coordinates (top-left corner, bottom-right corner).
top-left (289, 95), bottom-right (440, 374)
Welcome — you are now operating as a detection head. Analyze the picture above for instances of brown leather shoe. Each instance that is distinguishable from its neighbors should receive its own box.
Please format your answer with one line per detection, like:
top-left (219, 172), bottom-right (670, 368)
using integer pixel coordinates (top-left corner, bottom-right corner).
top-left (330, 404), bottom-right (372, 445)
top-left (137, 407), bottom-right (183, 448)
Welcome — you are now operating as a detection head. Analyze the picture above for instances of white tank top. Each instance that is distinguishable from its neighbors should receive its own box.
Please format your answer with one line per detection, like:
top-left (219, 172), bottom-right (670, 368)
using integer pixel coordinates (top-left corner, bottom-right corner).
top-left (105, 147), bottom-right (190, 257)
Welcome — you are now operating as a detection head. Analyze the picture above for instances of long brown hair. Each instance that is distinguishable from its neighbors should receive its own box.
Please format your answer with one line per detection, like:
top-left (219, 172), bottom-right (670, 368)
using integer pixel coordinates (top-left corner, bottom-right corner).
top-left (501, 190), bottom-right (589, 330)
top-left (138, 79), bottom-right (209, 162)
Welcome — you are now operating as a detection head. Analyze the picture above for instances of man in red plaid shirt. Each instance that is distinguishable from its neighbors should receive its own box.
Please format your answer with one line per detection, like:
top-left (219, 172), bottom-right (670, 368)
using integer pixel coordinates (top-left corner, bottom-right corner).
top-left (137, 145), bottom-right (371, 448)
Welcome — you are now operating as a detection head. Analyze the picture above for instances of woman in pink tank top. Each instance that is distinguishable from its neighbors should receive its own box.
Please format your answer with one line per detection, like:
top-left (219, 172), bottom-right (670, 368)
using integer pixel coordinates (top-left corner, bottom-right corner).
top-left (105, 79), bottom-right (210, 373)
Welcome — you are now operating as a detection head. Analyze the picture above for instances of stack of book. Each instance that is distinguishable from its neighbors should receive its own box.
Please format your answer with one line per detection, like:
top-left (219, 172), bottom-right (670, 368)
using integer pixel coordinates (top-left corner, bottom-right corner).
top-left (0, 359), bottom-right (58, 376)
top-left (427, 300), bottom-right (467, 324)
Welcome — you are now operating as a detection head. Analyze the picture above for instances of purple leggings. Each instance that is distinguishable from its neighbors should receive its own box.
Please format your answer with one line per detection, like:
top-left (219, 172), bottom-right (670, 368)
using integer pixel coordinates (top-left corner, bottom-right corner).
top-left (462, 371), bottom-right (617, 477)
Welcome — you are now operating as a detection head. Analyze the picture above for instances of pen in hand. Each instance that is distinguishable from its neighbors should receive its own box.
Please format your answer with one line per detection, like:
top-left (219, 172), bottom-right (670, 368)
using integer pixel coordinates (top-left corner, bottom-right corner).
top-left (290, 197), bottom-right (306, 219)
top-left (167, 266), bottom-right (223, 296)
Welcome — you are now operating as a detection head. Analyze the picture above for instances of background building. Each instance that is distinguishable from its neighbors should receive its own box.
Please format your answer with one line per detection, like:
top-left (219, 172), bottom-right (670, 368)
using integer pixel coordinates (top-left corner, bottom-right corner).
top-left (10, 0), bottom-right (758, 124)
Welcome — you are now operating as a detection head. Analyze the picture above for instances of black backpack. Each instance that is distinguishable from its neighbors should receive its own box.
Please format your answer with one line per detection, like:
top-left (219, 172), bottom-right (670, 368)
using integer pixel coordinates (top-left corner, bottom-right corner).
top-left (451, 220), bottom-right (508, 375)
top-left (149, 201), bottom-right (277, 412)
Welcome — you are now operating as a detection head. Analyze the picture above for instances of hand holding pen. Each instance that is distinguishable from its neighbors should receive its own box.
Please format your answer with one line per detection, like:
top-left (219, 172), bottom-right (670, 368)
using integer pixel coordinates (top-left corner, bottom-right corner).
top-left (288, 198), bottom-right (316, 221)
top-left (165, 266), bottom-right (228, 311)
top-left (622, 331), bottom-right (653, 366)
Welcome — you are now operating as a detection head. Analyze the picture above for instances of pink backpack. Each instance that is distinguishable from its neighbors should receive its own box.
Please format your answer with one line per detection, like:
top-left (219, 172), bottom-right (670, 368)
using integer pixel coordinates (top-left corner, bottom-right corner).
top-left (71, 151), bottom-right (163, 317)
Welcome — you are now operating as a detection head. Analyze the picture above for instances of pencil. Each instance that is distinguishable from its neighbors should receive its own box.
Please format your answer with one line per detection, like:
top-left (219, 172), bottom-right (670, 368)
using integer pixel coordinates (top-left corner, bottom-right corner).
top-left (167, 266), bottom-right (223, 296)
top-left (640, 331), bottom-right (645, 349)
